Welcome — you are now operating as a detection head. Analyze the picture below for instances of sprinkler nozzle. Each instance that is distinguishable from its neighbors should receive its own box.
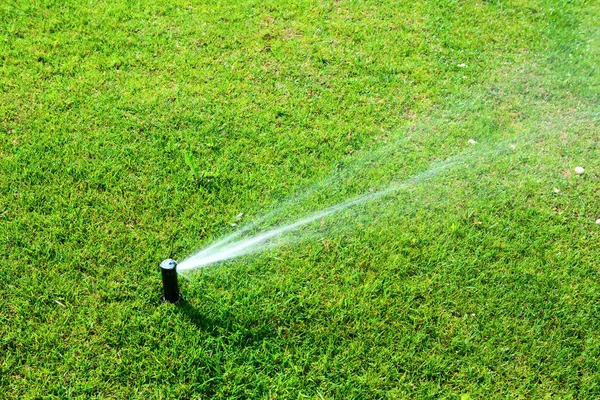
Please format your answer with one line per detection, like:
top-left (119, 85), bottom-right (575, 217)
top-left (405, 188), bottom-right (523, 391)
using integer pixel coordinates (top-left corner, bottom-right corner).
top-left (160, 259), bottom-right (182, 303)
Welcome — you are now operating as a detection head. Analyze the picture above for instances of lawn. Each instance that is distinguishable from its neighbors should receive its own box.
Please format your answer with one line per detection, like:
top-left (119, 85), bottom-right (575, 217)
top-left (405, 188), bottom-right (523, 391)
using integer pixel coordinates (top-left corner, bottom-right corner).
top-left (1, 0), bottom-right (599, 398)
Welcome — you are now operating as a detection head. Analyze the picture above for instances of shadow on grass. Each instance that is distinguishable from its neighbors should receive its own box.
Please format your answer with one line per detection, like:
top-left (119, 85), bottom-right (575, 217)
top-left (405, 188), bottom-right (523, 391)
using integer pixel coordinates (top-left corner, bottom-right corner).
top-left (174, 299), bottom-right (215, 332)
top-left (173, 298), bottom-right (278, 346)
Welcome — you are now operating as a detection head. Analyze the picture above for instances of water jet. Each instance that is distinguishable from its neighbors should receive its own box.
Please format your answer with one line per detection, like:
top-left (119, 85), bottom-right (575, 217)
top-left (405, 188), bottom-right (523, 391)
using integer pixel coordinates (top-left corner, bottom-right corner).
top-left (160, 259), bottom-right (182, 303)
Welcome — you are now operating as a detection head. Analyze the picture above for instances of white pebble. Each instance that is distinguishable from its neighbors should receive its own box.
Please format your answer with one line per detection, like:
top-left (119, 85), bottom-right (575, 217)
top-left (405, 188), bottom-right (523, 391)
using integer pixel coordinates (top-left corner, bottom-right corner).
top-left (575, 166), bottom-right (585, 175)
top-left (467, 139), bottom-right (477, 145)
top-left (553, 188), bottom-right (560, 193)
top-left (596, 219), bottom-right (600, 225)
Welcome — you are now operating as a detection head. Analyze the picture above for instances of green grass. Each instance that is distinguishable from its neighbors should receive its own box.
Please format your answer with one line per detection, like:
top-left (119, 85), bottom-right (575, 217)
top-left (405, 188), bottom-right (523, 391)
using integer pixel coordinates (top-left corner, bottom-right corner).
top-left (1, 0), bottom-right (599, 398)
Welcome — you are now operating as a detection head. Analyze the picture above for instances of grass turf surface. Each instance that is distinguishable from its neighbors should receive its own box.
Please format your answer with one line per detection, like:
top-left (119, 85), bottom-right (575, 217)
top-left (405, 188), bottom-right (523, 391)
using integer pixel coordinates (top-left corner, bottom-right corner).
top-left (1, 0), bottom-right (599, 398)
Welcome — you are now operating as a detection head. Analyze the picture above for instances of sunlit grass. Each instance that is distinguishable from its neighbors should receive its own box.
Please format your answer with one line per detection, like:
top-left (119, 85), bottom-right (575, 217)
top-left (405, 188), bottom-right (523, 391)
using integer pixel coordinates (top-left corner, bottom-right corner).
top-left (1, 0), bottom-right (598, 398)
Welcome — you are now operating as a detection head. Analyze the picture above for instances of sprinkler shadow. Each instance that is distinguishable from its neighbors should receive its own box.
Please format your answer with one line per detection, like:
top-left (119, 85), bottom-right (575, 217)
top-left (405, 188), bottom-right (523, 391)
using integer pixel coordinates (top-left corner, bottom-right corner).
top-left (175, 299), bottom-right (214, 332)
top-left (174, 299), bottom-right (277, 346)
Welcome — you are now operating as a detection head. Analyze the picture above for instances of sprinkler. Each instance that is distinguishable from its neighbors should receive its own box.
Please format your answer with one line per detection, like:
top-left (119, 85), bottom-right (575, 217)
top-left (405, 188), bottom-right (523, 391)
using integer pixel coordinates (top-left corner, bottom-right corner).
top-left (160, 259), bottom-right (182, 303)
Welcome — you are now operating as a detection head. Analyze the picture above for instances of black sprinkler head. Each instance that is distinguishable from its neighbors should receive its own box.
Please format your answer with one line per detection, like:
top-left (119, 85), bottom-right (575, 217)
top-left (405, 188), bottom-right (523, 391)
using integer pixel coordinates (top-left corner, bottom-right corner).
top-left (160, 259), bottom-right (182, 303)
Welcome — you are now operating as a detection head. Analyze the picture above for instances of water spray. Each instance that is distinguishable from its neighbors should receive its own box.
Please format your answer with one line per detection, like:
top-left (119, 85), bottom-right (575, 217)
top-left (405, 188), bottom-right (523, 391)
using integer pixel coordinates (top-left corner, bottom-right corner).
top-left (176, 158), bottom-right (458, 272)
top-left (160, 259), bottom-right (182, 303)
top-left (175, 141), bottom-right (516, 274)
